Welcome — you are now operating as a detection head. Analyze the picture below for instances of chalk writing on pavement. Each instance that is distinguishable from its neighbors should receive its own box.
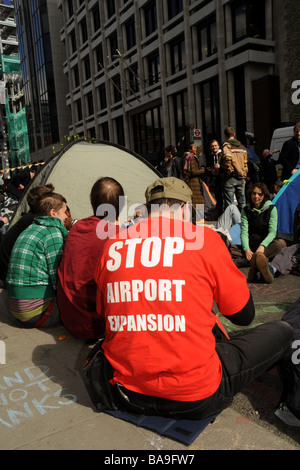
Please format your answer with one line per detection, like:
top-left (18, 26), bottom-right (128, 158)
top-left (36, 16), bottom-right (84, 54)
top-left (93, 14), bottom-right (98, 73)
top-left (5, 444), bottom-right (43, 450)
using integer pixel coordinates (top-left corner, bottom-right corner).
top-left (0, 365), bottom-right (77, 428)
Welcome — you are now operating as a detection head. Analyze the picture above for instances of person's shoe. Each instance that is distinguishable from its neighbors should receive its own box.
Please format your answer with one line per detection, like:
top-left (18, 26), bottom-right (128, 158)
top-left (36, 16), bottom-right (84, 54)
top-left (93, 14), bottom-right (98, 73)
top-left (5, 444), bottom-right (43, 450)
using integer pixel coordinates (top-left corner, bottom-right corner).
top-left (256, 252), bottom-right (274, 283)
top-left (247, 254), bottom-right (257, 282)
top-left (275, 403), bottom-right (300, 427)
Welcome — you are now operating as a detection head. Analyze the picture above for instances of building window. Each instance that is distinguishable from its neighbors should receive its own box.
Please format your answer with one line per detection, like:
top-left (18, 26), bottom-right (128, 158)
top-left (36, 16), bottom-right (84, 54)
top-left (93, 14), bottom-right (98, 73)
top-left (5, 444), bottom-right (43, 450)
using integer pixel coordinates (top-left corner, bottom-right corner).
top-left (145, 1), bottom-right (157, 36)
top-left (86, 92), bottom-right (94, 116)
top-left (168, 0), bottom-right (183, 20)
top-left (70, 31), bottom-right (76, 54)
top-left (112, 75), bottom-right (122, 103)
top-left (98, 85), bottom-right (107, 109)
top-left (173, 91), bottom-right (188, 150)
top-left (81, 18), bottom-right (88, 43)
top-left (92, 4), bottom-right (101, 33)
top-left (73, 65), bottom-right (79, 88)
top-left (107, 0), bottom-right (116, 20)
top-left (147, 53), bottom-right (160, 85)
top-left (109, 32), bottom-right (118, 57)
top-left (132, 106), bottom-right (164, 162)
top-left (232, 0), bottom-right (266, 43)
top-left (126, 63), bottom-right (139, 95)
top-left (95, 45), bottom-right (104, 71)
top-left (197, 18), bottom-right (217, 61)
top-left (115, 116), bottom-right (125, 146)
top-left (126, 20), bottom-right (136, 50)
top-left (200, 78), bottom-right (221, 144)
top-left (101, 122), bottom-right (109, 141)
top-left (170, 36), bottom-right (185, 74)
top-left (76, 100), bottom-right (82, 121)
top-left (67, 0), bottom-right (73, 18)
top-left (84, 56), bottom-right (91, 80)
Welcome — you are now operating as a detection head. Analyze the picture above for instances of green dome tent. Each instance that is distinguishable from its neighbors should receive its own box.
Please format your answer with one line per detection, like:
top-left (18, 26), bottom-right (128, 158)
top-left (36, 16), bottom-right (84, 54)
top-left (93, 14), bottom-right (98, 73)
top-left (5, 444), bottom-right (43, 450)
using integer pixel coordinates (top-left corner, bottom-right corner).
top-left (9, 140), bottom-right (162, 227)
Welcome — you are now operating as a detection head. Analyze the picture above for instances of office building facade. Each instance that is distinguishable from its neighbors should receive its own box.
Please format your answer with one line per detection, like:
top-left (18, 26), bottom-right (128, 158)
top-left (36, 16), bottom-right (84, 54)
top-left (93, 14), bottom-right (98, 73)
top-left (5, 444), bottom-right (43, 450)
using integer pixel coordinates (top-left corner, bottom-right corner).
top-left (14, 0), bottom-right (71, 163)
top-left (58, 0), bottom-right (297, 165)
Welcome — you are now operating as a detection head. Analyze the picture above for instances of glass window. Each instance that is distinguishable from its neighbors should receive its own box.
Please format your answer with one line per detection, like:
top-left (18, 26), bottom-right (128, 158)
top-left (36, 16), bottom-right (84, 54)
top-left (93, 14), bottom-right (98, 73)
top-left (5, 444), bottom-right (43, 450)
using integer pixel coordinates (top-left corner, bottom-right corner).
top-left (70, 31), bottom-right (76, 54)
top-left (200, 78), bottom-right (221, 144)
top-left (145, 1), bottom-right (157, 36)
top-left (126, 64), bottom-right (139, 95)
top-left (170, 36), bottom-right (185, 74)
top-left (92, 4), bottom-right (101, 32)
top-left (84, 56), bottom-right (91, 80)
top-left (95, 45), bottom-right (104, 71)
top-left (73, 65), bottom-right (79, 87)
top-left (110, 32), bottom-right (118, 56)
top-left (112, 76), bottom-right (122, 103)
top-left (132, 106), bottom-right (164, 163)
top-left (197, 18), bottom-right (217, 61)
top-left (115, 116), bottom-right (125, 146)
top-left (126, 20), bottom-right (136, 50)
top-left (99, 85), bottom-right (107, 109)
top-left (107, 0), bottom-right (116, 19)
top-left (168, 0), bottom-right (183, 20)
top-left (81, 18), bottom-right (88, 43)
top-left (148, 53), bottom-right (160, 85)
top-left (232, 1), bottom-right (266, 43)
top-left (173, 91), bottom-right (188, 150)
top-left (67, 0), bottom-right (73, 18)
top-left (86, 92), bottom-right (94, 116)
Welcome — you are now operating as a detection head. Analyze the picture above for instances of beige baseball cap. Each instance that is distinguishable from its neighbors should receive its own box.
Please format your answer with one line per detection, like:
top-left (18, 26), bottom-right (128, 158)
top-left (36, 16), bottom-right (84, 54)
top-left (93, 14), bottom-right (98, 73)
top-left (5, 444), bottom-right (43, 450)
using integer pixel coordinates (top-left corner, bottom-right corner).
top-left (145, 177), bottom-right (192, 204)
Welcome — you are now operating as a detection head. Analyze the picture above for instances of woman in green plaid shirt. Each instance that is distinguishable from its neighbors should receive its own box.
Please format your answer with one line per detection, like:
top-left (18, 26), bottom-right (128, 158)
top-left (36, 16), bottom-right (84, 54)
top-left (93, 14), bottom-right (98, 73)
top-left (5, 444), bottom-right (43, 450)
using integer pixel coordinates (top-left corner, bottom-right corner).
top-left (6, 192), bottom-right (69, 328)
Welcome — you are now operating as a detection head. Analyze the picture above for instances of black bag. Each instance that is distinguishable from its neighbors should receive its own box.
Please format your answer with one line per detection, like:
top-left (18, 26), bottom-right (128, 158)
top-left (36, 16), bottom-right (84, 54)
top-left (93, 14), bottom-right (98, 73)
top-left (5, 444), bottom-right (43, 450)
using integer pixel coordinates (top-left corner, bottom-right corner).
top-left (83, 339), bottom-right (118, 412)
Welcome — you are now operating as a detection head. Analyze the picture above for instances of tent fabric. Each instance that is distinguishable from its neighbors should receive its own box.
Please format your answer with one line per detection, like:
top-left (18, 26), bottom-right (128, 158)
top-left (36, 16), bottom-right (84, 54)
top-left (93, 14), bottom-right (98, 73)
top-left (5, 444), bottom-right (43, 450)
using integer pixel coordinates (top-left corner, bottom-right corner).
top-left (272, 171), bottom-right (300, 236)
top-left (9, 141), bottom-right (162, 227)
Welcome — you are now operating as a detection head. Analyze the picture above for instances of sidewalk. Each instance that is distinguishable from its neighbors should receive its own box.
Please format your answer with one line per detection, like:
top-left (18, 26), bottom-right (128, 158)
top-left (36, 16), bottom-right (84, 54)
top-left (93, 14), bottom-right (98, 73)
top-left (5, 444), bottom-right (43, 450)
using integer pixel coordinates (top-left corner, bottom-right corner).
top-left (0, 287), bottom-right (299, 451)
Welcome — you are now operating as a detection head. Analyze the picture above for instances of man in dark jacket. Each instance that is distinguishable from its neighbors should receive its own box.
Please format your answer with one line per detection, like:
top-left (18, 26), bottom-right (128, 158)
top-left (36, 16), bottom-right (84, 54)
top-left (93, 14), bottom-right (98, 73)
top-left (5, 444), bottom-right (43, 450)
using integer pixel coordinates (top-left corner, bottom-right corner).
top-left (6, 168), bottom-right (36, 200)
top-left (279, 123), bottom-right (300, 181)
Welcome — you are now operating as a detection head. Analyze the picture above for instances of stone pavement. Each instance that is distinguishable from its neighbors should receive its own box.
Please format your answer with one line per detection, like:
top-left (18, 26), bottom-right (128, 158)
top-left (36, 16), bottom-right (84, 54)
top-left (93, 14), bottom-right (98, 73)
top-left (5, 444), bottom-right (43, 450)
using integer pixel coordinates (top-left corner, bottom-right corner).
top-left (0, 277), bottom-right (299, 452)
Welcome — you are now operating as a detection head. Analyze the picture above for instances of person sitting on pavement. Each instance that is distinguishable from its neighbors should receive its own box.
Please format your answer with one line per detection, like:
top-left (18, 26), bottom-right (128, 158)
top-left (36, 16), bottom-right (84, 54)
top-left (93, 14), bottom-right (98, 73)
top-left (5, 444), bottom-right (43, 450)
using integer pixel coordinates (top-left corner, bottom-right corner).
top-left (6, 192), bottom-right (69, 328)
top-left (89, 176), bottom-right (293, 420)
top-left (6, 167), bottom-right (36, 201)
top-left (57, 177), bottom-right (124, 340)
top-left (241, 183), bottom-right (286, 283)
top-left (0, 184), bottom-right (55, 284)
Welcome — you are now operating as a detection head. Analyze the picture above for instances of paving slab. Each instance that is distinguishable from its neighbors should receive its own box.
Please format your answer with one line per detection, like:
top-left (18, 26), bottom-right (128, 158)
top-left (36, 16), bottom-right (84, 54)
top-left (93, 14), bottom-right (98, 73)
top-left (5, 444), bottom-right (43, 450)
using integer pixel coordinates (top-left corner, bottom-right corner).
top-left (0, 282), bottom-right (299, 452)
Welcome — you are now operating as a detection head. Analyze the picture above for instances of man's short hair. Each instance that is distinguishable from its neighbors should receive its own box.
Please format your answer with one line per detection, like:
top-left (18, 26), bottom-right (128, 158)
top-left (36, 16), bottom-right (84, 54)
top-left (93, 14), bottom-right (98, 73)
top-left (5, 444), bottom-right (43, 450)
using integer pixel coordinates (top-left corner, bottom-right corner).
top-left (90, 177), bottom-right (125, 219)
top-left (294, 122), bottom-right (300, 132)
top-left (224, 126), bottom-right (235, 138)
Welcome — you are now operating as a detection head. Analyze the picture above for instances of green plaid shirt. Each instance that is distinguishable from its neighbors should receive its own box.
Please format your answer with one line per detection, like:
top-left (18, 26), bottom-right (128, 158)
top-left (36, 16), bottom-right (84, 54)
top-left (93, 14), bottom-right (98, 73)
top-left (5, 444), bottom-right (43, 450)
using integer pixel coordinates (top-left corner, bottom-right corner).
top-left (7, 216), bottom-right (69, 299)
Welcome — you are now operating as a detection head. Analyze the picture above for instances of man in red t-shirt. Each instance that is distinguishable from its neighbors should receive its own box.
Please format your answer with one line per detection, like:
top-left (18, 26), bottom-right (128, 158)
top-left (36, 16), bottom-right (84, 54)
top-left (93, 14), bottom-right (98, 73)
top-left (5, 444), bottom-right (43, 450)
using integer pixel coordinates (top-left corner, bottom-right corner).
top-left (93, 177), bottom-right (292, 419)
top-left (57, 177), bottom-right (124, 339)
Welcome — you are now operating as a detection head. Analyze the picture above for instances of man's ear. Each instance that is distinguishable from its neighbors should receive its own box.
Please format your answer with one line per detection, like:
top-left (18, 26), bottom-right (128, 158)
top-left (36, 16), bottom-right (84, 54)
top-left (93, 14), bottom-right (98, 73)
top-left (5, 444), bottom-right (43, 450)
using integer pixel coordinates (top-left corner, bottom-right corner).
top-left (49, 208), bottom-right (56, 218)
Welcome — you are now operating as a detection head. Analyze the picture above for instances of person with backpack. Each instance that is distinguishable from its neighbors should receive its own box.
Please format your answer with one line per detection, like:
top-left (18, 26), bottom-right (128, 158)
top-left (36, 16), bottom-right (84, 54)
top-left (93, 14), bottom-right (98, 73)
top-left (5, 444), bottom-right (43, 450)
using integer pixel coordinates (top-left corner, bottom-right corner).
top-left (222, 126), bottom-right (248, 212)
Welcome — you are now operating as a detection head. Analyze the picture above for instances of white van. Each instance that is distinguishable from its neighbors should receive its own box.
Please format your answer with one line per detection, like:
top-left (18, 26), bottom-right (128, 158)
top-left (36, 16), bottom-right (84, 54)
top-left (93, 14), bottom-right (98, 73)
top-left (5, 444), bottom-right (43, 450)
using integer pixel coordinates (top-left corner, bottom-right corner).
top-left (270, 126), bottom-right (294, 161)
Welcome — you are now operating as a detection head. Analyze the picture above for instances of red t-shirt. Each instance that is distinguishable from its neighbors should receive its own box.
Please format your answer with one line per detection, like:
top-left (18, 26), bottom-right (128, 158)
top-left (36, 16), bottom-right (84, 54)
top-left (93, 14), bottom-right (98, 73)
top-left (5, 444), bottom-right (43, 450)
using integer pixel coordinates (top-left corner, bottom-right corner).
top-left (94, 216), bottom-right (250, 401)
top-left (57, 217), bottom-right (119, 339)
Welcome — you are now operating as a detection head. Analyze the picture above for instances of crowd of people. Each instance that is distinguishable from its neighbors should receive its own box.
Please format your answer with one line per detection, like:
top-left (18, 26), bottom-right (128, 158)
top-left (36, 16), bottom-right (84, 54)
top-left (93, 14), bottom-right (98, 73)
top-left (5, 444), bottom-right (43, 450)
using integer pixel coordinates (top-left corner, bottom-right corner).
top-left (161, 124), bottom-right (300, 282)
top-left (0, 122), bottom-right (299, 429)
